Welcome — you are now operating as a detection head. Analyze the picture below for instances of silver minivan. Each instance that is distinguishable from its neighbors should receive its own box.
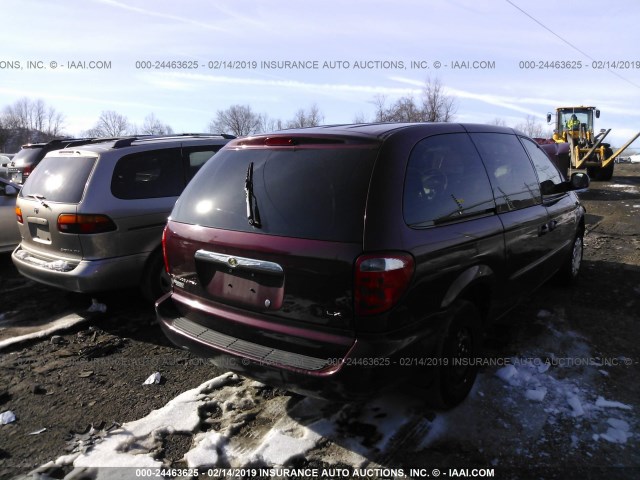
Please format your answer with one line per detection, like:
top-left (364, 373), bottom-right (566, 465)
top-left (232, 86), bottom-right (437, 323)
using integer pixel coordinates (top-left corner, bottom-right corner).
top-left (11, 134), bottom-right (233, 301)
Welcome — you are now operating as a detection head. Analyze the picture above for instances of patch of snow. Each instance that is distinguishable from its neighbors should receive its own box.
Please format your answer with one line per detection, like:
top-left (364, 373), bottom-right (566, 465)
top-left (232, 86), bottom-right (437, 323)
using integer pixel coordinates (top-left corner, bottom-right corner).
top-left (567, 395), bottom-right (585, 416)
top-left (249, 426), bottom-right (322, 465)
top-left (496, 364), bottom-right (518, 383)
top-left (0, 313), bottom-right (87, 350)
top-left (601, 427), bottom-right (631, 444)
top-left (87, 298), bottom-right (107, 313)
top-left (537, 309), bottom-right (553, 318)
top-left (595, 396), bottom-right (633, 410)
top-left (525, 387), bottom-right (547, 402)
top-left (184, 431), bottom-right (226, 468)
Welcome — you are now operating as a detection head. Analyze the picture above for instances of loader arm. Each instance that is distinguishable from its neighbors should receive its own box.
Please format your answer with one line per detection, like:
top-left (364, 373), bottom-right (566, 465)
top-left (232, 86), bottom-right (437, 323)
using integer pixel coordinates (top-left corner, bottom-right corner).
top-left (602, 131), bottom-right (640, 167)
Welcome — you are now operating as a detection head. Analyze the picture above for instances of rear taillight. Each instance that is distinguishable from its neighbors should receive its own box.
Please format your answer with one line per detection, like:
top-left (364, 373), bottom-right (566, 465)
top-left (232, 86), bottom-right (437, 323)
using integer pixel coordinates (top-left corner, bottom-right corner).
top-left (57, 214), bottom-right (117, 234)
top-left (22, 165), bottom-right (33, 177)
top-left (354, 253), bottom-right (414, 316)
top-left (15, 206), bottom-right (23, 224)
top-left (161, 225), bottom-right (170, 274)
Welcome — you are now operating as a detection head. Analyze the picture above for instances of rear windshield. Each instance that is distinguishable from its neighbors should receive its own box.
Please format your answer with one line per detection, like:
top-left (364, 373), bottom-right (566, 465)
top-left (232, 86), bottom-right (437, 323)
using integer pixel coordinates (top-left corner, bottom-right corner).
top-left (20, 156), bottom-right (96, 203)
top-left (171, 146), bottom-right (378, 242)
top-left (11, 147), bottom-right (43, 166)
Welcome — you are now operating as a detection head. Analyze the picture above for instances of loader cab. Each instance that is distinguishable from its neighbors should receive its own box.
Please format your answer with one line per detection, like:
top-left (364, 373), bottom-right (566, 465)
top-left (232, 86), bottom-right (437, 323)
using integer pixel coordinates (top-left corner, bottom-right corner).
top-left (551, 107), bottom-right (599, 143)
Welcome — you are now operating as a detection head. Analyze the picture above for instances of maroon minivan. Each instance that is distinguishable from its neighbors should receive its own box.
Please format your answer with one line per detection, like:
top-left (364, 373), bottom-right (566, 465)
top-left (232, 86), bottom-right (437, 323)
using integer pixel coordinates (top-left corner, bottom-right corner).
top-left (157, 123), bottom-right (588, 407)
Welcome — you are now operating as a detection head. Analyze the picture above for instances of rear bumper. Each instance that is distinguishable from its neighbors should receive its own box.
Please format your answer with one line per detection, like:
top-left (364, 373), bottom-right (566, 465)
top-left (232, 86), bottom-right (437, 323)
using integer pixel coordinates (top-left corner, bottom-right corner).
top-left (11, 245), bottom-right (148, 293)
top-left (156, 291), bottom-right (449, 400)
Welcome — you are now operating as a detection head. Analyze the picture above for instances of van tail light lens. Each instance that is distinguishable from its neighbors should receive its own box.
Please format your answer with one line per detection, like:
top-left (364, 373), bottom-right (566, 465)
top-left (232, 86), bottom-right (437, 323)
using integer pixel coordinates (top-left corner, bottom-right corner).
top-left (22, 165), bottom-right (33, 177)
top-left (161, 225), bottom-right (170, 274)
top-left (354, 253), bottom-right (414, 316)
top-left (15, 206), bottom-right (23, 224)
top-left (57, 214), bottom-right (117, 234)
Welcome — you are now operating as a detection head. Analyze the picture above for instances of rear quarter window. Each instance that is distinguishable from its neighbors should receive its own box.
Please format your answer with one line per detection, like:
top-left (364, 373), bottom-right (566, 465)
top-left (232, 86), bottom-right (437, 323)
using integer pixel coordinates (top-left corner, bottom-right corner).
top-left (20, 156), bottom-right (96, 203)
top-left (111, 148), bottom-right (184, 199)
top-left (404, 133), bottom-right (496, 227)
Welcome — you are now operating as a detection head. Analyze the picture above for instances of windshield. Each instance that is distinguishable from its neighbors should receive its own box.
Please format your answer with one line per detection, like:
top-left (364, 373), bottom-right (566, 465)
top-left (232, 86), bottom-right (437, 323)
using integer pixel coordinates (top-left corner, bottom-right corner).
top-left (171, 145), bottom-right (378, 242)
top-left (560, 110), bottom-right (593, 130)
top-left (20, 156), bottom-right (96, 203)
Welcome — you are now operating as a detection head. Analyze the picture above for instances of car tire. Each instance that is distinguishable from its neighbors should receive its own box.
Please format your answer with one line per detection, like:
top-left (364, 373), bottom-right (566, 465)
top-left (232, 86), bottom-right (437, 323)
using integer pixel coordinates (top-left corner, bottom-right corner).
top-left (140, 249), bottom-right (171, 303)
top-left (556, 231), bottom-right (584, 285)
top-left (431, 300), bottom-right (482, 408)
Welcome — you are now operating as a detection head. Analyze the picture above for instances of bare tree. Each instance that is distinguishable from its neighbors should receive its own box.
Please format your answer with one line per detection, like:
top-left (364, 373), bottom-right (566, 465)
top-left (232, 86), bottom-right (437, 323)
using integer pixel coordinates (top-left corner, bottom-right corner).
top-left (352, 111), bottom-right (368, 123)
top-left (286, 104), bottom-right (324, 128)
top-left (371, 94), bottom-right (388, 122)
top-left (2, 97), bottom-right (66, 143)
top-left (491, 117), bottom-right (508, 127)
top-left (369, 77), bottom-right (457, 123)
top-left (208, 105), bottom-right (262, 137)
top-left (386, 95), bottom-right (425, 122)
top-left (514, 115), bottom-right (546, 138)
top-left (258, 114), bottom-right (283, 133)
top-left (86, 110), bottom-right (131, 137)
top-left (421, 76), bottom-right (457, 122)
top-left (140, 113), bottom-right (174, 135)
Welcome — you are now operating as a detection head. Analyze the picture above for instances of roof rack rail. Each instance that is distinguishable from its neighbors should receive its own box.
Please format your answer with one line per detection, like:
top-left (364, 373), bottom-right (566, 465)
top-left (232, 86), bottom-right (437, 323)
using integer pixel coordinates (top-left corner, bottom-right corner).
top-left (112, 137), bottom-right (140, 148)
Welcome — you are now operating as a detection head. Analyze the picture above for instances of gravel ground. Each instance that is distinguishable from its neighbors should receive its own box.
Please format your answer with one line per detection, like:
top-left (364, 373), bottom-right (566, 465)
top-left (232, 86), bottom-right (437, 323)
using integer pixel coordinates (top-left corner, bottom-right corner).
top-left (1, 164), bottom-right (639, 479)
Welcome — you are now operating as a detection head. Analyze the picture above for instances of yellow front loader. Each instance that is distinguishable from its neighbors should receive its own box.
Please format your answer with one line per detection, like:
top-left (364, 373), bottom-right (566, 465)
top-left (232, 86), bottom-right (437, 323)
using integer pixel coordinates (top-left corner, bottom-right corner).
top-left (546, 106), bottom-right (640, 180)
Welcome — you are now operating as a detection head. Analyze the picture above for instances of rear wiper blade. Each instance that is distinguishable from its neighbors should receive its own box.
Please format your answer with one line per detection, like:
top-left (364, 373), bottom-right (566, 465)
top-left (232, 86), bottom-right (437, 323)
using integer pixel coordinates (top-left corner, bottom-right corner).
top-left (244, 162), bottom-right (261, 227)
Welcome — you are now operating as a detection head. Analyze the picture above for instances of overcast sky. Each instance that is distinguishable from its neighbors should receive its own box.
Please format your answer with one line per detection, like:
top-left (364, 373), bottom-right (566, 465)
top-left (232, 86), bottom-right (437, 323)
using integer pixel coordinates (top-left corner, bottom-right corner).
top-left (2, 0), bottom-right (639, 147)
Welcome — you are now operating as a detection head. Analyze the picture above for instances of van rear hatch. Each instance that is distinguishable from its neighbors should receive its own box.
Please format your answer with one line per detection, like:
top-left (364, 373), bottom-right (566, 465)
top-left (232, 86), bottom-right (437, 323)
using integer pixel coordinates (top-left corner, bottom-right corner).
top-left (15, 151), bottom-right (98, 267)
top-left (166, 135), bottom-right (380, 336)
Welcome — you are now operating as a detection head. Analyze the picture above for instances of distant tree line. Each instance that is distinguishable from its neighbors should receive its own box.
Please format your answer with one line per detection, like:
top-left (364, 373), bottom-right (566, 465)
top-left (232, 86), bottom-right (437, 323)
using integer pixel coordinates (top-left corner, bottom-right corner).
top-left (1, 78), bottom-right (562, 153)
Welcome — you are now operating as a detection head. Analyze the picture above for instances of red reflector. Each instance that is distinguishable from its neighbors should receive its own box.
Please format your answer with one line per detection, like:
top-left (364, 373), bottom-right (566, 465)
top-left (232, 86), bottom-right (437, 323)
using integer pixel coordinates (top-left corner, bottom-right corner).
top-left (57, 214), bottom-right (117, 234)
top-left (354, 253), bottom-right (414, 316)
top-left (264, 137), bottom-right (296, 147)
top-left (161, 225), bottom-right (170, 274)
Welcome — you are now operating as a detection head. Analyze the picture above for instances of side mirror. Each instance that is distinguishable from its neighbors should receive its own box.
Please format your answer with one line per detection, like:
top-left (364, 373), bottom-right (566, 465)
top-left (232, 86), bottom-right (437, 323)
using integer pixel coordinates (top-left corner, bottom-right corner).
top-left (546, 113), bottom-right (552, 124)
top-left (4, 185), bottom-right (19, 196)
top-left (569, 172), bottom-right (589, 191)
top-left (595, 109), bottom-right (600, 118)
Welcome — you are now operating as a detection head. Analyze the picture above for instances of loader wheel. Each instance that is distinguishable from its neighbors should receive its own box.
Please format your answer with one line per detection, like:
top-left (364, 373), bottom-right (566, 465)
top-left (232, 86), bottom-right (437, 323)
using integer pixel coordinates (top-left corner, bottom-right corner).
top-left (598, 163), bottom-right (614, 181)
top-left (588, 148), bottom-right (615, 181)
top-left (599, 148), bottom-right (615, 181)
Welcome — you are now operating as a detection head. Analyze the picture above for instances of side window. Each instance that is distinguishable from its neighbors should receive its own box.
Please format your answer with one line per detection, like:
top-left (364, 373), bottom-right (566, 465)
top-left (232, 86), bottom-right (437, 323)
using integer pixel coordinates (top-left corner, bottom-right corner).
top-left (469, 133), bottom-right (541, 212)
top-left (520, 137), bottom-right (564, 195)
top-left (184, 147), bottom-right (221, 182)
top-left (403, 133), bottom-right (495, 227)
top-left (111, 148), bottom-right (184, 199)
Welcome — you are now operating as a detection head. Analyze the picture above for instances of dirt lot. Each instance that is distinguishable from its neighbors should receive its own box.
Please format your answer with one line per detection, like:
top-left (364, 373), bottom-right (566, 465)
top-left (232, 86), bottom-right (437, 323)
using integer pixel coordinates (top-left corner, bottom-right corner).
top-left (0, 164), bottom-right (639, 479)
